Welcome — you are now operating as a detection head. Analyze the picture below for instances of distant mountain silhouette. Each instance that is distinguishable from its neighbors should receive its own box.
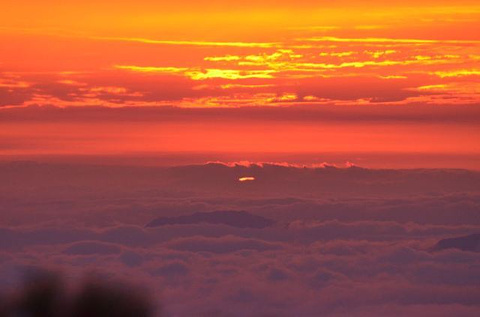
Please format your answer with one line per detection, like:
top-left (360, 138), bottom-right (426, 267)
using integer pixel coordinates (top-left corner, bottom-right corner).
top-left (433, 233), bottom-right (480, 252)
top-left (146, 210), bottom-right (274, 229)
top-left (2, 162), bottom-right (480, 199)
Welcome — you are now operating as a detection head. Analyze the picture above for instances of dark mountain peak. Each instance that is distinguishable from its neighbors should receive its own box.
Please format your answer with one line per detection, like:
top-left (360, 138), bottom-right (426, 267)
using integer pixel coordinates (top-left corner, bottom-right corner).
top-left (433, 233), bottom-right (480, 252)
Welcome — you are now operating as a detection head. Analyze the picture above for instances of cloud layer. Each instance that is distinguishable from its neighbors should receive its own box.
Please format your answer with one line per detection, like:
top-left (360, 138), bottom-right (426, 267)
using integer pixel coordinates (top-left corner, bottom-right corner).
top-left (0, 163), bottom-right (479, 315)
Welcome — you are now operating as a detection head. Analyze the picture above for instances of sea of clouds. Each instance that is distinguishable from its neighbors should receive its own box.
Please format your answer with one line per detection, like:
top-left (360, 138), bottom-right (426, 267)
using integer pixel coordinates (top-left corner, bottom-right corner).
top-left (1, 162), bottom-right (479, 316)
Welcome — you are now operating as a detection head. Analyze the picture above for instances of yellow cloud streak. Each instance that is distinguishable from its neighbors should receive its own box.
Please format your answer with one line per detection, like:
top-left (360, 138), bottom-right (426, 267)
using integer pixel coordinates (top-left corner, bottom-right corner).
top-left (220, 84), bottom-right (275, 89)
top-left (238, 58), bottom-right (454, 71)
top-left (94, 35), bottom-right (480, 51)
top-left (205, 56), bottom-right (241, 62)
top-left (115, 65), bottom-right (188, 73)
top-left (186, 69), bottom-right (275, 80)
top-left (411, 82), bottom-right (480, 94)
top-left (94, 36), bottom-right (278, 48)
top-left (115, 65), bottom-right (275, 80)
top-left (303, 36), bottom-right (480, 45)
top-left (416, 84), bottom-right (448, 90)
top-left (432, 69), bottom-right (480, 78)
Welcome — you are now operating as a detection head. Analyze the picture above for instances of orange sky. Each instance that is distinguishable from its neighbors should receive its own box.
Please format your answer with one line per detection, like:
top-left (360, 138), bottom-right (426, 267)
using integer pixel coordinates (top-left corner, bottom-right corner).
top-left (1, 1), bottom-right (479, 167)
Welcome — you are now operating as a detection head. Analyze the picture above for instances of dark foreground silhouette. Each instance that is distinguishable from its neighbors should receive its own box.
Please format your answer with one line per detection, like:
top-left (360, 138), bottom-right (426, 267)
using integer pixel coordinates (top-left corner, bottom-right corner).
top-left (0, 270), bottom-right (156, 317)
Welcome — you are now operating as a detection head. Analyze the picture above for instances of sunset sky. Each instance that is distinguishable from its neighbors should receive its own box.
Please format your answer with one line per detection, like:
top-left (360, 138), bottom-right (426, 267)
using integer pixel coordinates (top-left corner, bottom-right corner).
top-left (1, 0), bottom-right (479, 168)
top-left (2, 3), bottom-right (480, 316)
